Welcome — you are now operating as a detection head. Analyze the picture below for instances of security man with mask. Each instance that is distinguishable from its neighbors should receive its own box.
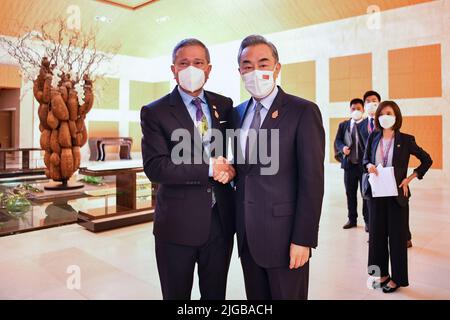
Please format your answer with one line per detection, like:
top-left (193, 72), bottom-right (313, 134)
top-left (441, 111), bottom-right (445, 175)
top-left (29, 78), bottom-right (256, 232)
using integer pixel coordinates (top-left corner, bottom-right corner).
top-left (334, 98), bottom-right (369, 231)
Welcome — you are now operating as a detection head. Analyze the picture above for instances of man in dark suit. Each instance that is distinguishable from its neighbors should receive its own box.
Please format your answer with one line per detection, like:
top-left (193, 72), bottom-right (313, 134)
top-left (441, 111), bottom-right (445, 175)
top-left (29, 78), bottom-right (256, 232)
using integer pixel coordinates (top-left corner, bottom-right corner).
top-left (334, 98), bottom-right (368, 231)
top-left (141, 38), bottom-right (236, 300)
top-left (359, 90), bottom-right (381, 143)
top-left (233, 35), bottom-right (325, 300)
top-left (357, 91), bottom-right (380, 234)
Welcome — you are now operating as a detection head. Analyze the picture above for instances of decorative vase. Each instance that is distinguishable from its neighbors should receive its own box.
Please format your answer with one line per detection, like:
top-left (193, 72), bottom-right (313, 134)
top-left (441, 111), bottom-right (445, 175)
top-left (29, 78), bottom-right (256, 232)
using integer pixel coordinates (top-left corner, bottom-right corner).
top-left (5, 195), bottom-right (31, 215)
top-left (0, 193), bottom-right (6, 209)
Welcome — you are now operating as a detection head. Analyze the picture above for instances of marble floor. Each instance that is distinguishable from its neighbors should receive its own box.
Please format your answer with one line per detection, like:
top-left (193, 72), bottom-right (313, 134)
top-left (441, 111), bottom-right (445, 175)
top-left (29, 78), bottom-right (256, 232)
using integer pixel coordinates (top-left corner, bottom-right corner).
top-left (1, 167), bottom-right (449, 300)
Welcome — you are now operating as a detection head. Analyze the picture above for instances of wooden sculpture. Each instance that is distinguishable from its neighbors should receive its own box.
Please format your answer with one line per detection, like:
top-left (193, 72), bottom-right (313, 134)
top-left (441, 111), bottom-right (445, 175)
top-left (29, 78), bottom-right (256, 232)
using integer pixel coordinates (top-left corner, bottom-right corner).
top-left (36, 62), bottom-right (93, 189)
top-left (0, 18), bottom-right (119, 190)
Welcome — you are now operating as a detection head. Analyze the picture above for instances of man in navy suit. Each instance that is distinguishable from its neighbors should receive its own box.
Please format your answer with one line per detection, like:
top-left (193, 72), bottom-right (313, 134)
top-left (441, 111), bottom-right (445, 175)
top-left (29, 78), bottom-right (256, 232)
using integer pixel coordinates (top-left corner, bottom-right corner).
top-left (334, 98), bottom-right (369, 231)
top-left (141, 38), bottom-right (236, 300)
top-left (358, 91), bottom-right (380, 233)
top-left (233, 35), bottom-right (325, 300)
top-left (359, 91), bottom-right (380, 144)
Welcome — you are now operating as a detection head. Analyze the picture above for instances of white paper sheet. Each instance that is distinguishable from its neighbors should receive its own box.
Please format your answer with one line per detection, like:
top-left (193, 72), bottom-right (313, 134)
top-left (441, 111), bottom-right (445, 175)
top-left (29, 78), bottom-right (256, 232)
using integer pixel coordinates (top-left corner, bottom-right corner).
top-left (369, 164), bottom-right (399, 198)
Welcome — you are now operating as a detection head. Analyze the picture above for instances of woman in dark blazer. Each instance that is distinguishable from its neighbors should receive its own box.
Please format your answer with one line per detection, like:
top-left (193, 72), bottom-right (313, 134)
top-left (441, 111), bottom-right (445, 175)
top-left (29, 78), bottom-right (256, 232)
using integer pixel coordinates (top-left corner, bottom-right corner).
top-left (362, 101), bottom-right (432, 293)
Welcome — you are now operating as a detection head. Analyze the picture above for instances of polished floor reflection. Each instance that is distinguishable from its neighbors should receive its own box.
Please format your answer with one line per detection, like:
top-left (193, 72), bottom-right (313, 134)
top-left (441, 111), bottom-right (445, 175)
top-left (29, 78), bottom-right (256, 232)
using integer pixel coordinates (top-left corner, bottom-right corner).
top-left (0, 167), bottom-right (449, 300)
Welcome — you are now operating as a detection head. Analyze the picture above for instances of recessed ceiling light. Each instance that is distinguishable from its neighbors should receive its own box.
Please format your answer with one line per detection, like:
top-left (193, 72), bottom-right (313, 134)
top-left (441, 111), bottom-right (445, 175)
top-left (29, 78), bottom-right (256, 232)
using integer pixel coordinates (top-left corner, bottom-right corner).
top-left (156, 16), bottom-right (170, 24)
top-left (95, 15), bottom-right (113, 23)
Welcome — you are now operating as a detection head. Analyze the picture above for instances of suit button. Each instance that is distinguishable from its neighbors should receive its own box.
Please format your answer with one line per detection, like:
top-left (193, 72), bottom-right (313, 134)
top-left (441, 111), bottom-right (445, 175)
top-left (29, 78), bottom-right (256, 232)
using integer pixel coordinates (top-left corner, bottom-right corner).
top-left (207, 188), bottom-right (212, 193)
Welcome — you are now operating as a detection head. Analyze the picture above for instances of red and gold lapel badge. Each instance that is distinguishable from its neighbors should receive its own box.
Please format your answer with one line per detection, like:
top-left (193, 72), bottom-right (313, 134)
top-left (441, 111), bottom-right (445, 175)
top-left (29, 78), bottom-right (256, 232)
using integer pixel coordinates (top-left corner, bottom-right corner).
top-left (272, 110), bottom-right (279, 119)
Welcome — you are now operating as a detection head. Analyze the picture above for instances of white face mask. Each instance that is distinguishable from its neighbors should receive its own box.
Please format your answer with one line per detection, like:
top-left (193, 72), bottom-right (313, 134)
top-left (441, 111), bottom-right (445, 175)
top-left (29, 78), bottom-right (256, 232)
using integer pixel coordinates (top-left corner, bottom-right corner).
top-left (178, 66), bottom-right (206, 93)
top-left (365, 102), bottom-right (379, 115)
top-left (351, 110), bottom-right (363, 121)
top-left (242, 68), bottom-right (276, 99)
top-left (379, 115), bottom-right (396, 129)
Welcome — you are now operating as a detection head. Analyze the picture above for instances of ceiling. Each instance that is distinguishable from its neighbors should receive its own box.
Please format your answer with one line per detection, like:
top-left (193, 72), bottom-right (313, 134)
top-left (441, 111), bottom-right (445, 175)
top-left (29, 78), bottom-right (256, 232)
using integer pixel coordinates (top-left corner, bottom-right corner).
top-left (0, 0), bottom-right (434, 59)
top-left (96, 0), bottom-right (158, 10)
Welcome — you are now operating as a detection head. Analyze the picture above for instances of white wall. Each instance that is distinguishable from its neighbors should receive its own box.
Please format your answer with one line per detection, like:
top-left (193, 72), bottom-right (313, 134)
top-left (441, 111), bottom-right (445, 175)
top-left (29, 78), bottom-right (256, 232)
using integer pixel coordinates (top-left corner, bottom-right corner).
top-left (1, 0), bottom-right (448, 179)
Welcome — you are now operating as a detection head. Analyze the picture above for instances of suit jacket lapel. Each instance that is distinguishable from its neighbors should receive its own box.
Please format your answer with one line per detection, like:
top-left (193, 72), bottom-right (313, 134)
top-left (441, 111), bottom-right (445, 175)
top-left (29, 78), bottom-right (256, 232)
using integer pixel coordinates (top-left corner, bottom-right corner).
top-left (392, 131), bottom-right (402, 167)
top-left (204, 91), bottom-right (222, 159)
top-left (260, 87), bottom-right (288, 131)
top-left (372, 131), bottom-right (382, 165)
top-left (235, 99), bottom-right (253, 169)
top-left (204, 91), bottom-right (220, 131)
top-left (343, 120), bottom-right (353, 147)
top-left (246, 87), bottom-right (287, 171)
top-left (357, 120), bottom-right (367, 142)
top-left (239, 99), bottom-right (253, 128)
top-left (169, 86), bottom-right (203, 152)
top-left (355, 121), bottom-right (365, 151)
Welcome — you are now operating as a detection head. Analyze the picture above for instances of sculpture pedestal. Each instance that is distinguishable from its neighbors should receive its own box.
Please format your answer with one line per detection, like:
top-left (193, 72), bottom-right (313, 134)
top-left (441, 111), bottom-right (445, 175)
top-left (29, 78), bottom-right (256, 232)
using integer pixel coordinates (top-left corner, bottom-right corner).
top-left (44, 179), bottom-right (84, 191)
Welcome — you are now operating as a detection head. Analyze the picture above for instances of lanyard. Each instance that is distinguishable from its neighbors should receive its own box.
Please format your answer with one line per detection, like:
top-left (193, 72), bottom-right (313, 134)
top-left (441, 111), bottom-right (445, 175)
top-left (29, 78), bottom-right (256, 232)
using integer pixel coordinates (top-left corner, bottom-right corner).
top-left (380, 138), bottom-right (394, 167)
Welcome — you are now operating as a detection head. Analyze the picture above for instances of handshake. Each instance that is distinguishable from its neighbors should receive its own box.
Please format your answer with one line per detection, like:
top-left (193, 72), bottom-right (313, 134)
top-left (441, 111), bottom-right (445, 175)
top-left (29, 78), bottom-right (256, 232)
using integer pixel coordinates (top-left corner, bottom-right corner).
top-left (212, 156), bottom-right (236, 184)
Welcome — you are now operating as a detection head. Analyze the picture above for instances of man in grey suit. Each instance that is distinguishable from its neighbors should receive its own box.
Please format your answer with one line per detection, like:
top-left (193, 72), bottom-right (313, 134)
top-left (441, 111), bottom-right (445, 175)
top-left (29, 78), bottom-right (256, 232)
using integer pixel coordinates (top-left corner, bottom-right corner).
top-left (233, 35), bottom-right (325, 300)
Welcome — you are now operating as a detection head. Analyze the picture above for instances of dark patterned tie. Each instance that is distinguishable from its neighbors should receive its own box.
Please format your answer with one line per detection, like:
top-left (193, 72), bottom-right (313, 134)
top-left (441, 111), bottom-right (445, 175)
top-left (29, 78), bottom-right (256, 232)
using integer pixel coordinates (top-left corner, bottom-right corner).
top-left (192, 98), bottom-right (208, 136)
top-left (193, 98), bottom-right (215, 206)
top-left (245, 102), bottom-right (263, 162)
top-left (369, 118), bottom-right (374, 133)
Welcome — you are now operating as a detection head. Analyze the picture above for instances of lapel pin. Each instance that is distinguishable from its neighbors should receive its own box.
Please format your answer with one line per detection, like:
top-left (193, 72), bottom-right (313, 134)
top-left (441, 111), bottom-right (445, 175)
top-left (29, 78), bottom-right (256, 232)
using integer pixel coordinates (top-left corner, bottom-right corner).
top-left (272, 110), bottom-right (279, 119)
top-left (397, 144), bottom-right (401, 148)
top-left (214, 110), bottom-right (220, 119)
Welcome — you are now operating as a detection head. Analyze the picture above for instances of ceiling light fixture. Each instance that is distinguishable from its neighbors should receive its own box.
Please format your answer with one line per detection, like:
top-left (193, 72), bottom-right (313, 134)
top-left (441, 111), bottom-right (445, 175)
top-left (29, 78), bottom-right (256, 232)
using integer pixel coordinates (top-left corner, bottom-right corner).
top-left (94, 15), bottom-right (113, 23)
top-left (156, 16), bottom-right (170, 24)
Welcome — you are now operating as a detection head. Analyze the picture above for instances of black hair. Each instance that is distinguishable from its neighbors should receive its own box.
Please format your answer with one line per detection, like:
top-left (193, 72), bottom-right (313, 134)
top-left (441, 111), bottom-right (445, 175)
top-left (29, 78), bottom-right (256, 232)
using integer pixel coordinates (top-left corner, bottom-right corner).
top-left (363, 90), bottom-right (381, 102)
top-left (350, 98), bottom-right (364, 107)
top-left (172, 38), bottom-right (210, 64)
top-left (237, 35), bottom-right (279, 64)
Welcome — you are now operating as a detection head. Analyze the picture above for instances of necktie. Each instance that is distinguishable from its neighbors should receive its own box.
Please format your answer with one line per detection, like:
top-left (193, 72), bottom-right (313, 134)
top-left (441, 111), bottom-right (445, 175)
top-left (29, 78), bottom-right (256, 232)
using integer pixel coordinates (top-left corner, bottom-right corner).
top-left (245, 102), bottom-right (263, 162)
top-left (369, 118), bottom-right (374, 133)
top-left (349, 124), bottom-right (359, 164)
top-left (192, 98), bottom-right (215, 206)
top-left (192, 98), bottom-right (208, 136)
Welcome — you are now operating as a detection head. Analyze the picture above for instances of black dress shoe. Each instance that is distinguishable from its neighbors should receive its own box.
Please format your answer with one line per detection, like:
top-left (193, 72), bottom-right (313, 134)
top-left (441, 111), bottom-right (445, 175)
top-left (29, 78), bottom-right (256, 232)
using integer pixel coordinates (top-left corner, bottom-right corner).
top-left (382, 283), bottom-right (400, 293)
top-left (343, 221), bottom-right (357, 229)
top-left (371, 276), bottom-right (390, 289)
top-left (365, 224), bottom-right (369, 233)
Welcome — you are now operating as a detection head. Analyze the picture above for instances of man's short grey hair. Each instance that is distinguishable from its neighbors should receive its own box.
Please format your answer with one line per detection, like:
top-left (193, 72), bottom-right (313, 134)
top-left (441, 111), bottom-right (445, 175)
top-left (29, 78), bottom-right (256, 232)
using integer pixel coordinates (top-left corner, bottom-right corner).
top-left (172, 38), bottom-right (211, 64)
top-left (237, 35), bottom-right (279, 64)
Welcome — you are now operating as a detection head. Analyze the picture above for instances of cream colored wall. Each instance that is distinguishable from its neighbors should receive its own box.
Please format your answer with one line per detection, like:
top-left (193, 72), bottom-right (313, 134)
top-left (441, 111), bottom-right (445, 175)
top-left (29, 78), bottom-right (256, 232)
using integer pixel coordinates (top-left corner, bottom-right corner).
top-left (0, 0), bottom-right (448, 178)
top-left (204, 0), bottom-right (450, 180)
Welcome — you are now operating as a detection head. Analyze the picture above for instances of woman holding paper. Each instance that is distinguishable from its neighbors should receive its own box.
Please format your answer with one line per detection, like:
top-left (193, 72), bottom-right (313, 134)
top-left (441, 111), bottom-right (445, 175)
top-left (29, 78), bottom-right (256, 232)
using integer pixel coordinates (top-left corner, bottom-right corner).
top-left (363, 101), bottom-right (433, 293)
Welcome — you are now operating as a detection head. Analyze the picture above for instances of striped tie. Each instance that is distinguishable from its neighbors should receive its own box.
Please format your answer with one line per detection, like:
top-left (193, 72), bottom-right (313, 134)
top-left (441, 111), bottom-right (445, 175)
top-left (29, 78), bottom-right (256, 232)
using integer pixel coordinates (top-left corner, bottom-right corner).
top-left (245, 102), bottom-right (263, 162)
